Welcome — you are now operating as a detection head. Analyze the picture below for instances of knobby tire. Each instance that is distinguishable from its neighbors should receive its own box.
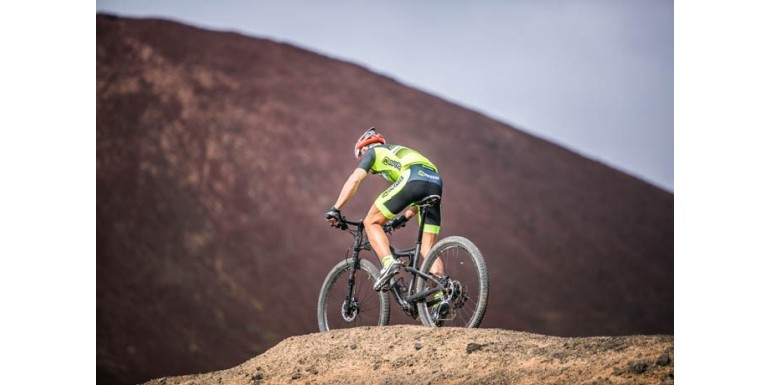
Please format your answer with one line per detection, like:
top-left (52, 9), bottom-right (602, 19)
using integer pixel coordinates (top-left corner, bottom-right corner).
top-left (415, 236), bottom-right (489, 328)
top-left (317, 258), bottom-right (390, 332)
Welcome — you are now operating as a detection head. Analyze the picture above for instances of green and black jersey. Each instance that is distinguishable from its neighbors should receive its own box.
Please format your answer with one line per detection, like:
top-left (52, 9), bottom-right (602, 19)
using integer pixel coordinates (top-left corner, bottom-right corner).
top-left (357, 144), bottom-right (443, 234)
top-left (357, 144), bottom-right (439, 182)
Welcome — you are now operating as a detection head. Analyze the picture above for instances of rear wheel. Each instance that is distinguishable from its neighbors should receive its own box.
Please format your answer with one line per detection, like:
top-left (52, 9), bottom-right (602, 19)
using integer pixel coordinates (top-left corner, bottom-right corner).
top-left (416, 236), bottom-right (488, 328)
top-left (318, 258), bottom-right (390, 332)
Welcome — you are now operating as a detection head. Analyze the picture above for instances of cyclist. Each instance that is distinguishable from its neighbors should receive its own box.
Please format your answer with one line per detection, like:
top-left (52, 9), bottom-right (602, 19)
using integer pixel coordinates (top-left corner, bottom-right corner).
top-left (325, 127), bottom-right (444, 291)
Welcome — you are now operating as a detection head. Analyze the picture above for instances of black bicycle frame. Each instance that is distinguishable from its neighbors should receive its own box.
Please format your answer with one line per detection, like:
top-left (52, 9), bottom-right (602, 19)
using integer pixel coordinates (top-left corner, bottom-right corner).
top-left (334, 205), bottom-right (442, 319)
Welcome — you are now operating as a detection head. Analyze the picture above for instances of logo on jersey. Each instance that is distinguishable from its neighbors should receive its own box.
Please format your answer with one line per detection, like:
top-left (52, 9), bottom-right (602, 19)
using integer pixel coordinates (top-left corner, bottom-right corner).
top-left (417, 170), bottom-right (440, 180)
top-left (381, 175), bottom-right (404, 198)
top-left (382, 156), bottom-right (402, 170)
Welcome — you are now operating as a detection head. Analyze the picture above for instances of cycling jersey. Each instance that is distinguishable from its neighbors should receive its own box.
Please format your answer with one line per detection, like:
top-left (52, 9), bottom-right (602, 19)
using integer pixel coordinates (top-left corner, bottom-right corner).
top-left (357, 144), bottom-right (442, 234)
top-left (357, 144), bottom-right (438, 183)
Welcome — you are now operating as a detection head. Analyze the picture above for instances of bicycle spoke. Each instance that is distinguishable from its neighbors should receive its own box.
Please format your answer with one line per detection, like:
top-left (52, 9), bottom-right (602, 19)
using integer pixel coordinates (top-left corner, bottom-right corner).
top-left (318, 259), bottom-right (390, 331)
top-left (417, 236), bottom-right (488, 328)
top-left (445, 247), bottom-right (482, 327)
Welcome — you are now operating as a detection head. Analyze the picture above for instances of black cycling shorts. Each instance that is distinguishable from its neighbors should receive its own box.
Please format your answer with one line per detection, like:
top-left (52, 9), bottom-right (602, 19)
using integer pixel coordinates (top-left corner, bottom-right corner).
top-left (374, 164), bottom-right (442, 234)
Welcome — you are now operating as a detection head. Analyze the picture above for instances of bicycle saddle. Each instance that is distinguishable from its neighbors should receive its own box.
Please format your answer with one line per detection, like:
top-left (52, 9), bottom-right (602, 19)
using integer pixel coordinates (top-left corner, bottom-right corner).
top-left (415, 195), bottom-right (441, 207)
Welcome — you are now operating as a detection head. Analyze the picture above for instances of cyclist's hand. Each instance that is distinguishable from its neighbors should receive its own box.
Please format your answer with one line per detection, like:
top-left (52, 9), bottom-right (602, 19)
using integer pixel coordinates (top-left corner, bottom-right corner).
top-left (383, 215), bottom-right (408, 232)
top-left (325, 207), bottom-right (342, 226)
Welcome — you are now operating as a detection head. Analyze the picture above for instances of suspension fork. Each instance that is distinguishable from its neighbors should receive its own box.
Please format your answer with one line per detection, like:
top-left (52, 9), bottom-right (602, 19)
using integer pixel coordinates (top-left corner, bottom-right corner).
top-left (344, 223), bottom-right (366, 311)
top-left (344, 250), bottom-right (361, 307)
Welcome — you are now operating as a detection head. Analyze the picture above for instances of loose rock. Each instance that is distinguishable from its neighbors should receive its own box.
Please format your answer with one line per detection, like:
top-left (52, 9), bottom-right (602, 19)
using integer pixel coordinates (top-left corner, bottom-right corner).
top-left (467, 343), bottom-right (484, 353)
top-left (656, 352), bottom-right (671, 366)
top-left (629, 360), bottom-right (648, 374)
top-left (415, 343), bottom-right (423, 350)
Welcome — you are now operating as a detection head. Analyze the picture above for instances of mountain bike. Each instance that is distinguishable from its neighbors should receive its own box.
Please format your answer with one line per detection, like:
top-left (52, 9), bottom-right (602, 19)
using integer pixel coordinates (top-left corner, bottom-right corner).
top-left (317, 195), bottom-right (488, 331)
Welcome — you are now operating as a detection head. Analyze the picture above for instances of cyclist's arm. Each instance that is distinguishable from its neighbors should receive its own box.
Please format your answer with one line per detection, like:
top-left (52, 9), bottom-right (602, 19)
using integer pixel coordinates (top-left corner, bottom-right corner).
top-left (332, 168), bottom-right (368, 210)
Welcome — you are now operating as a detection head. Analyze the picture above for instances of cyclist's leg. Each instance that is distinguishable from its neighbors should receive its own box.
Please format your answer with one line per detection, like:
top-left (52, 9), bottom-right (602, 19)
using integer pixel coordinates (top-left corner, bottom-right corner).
top-left (422, 232), bottom-right (442, 274)
top-left (369, 167), bottom-right (442, 267)
top-left (363, 204), bottom-right (390, 259)
top-left (366, 170), bottom-right (412, 266)
top-left (419, 200), bottom-right (448, 319)
top-left (410, 165), bottom-right (444, 264)
top-left (421, 200), bottom-right (443, 275)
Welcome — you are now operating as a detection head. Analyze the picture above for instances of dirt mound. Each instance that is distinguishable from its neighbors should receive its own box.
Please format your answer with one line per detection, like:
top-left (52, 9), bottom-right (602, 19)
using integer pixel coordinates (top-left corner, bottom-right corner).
top-left (142, 326), bottom-right (674, 385)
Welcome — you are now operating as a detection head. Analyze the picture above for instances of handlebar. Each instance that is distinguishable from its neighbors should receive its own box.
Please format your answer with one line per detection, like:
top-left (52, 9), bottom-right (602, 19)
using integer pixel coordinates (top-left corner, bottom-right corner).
top-left (330, 216), bottom-right (362, 231)
top-left (330, 216), bottom-right (402, 234)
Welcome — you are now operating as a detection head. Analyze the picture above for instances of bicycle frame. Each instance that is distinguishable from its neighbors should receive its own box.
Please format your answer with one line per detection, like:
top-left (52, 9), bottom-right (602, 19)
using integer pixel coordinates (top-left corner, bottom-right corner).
top-left (388, 244), bottom-right (442, 318)
top-left (333, 201), bottom-right (443, 320)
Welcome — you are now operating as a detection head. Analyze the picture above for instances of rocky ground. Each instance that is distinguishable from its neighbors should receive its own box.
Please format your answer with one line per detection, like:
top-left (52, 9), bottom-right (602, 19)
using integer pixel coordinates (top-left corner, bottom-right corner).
top-left (143, 326), bottom-right (674, 385)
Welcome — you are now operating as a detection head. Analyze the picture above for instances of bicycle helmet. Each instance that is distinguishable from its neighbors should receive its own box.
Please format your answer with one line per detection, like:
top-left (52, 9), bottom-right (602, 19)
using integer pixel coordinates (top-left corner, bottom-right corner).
top-left (354, 127), bottom-right (386, 159)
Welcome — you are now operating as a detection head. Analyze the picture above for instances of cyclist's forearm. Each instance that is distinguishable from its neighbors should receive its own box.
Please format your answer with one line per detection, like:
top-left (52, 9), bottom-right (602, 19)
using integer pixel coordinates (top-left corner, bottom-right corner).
top-left (333, 169), bottom-right (367, 209)
top-left (333, 180), bottom-right (358, 209)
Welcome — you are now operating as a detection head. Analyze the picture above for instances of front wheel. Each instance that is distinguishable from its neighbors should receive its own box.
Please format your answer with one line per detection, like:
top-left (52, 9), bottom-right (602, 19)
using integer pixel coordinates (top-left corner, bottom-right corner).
top-left (318, 258), bottom-right (390, 332)
top-left (416, 236), bottom-right (488, 328)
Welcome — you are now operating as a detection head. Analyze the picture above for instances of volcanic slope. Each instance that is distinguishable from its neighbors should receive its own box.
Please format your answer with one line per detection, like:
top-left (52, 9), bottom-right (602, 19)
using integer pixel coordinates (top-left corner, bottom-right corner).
top-left (97, 14), bottom-right (673, 385)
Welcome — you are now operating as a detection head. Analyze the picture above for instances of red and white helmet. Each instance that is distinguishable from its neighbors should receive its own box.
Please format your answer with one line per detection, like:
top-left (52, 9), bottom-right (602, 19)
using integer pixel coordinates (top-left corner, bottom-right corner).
top-left (354, 127), bottom-right (386, 159)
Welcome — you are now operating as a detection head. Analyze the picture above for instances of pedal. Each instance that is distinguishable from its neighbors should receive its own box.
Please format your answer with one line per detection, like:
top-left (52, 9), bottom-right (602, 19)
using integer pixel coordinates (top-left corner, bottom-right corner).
top-left (431, 300), bottom-right (452, 324)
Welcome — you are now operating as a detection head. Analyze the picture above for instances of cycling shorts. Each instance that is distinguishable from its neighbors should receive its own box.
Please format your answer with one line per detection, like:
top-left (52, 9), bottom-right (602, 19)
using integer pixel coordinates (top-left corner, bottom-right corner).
top-left (374, 164), bottom-right (443, 234)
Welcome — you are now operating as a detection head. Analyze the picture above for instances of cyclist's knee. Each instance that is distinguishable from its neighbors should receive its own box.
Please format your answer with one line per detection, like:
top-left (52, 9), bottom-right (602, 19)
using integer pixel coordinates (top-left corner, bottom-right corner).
top-left (364, 211), bottom-right (387, 228)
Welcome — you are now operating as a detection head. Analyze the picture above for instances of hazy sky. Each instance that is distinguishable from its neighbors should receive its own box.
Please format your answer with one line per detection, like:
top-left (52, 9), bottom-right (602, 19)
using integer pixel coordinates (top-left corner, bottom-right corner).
top-left (96, 0), bottom-right (673, 191)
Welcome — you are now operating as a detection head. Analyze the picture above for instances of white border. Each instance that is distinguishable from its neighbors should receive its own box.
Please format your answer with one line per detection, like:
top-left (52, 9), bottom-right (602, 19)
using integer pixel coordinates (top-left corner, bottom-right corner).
top-left (1, 2), bottom-right (95, 383)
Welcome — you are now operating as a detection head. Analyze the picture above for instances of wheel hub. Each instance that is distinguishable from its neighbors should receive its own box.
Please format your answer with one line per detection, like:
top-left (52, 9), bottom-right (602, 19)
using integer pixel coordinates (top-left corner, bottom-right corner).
top-left (341, 298), bottom-right (359, 322)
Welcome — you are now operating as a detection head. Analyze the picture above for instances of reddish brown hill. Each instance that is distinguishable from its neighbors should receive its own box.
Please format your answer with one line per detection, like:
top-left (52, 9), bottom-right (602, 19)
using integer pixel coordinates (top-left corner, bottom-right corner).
top-left (96, 14), bottom-right (673, 385)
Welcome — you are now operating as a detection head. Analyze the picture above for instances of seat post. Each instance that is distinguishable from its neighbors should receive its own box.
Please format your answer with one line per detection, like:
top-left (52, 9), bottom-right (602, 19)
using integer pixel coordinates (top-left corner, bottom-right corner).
top-left (415, 205), bottom-right (429, 244)
top-left (409, 207), bottom-right (428, 269)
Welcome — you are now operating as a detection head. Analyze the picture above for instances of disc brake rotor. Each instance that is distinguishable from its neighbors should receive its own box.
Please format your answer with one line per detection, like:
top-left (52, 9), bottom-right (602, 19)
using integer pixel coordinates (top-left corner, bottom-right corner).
top-left (341, 298), bottom-right (359, 322)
